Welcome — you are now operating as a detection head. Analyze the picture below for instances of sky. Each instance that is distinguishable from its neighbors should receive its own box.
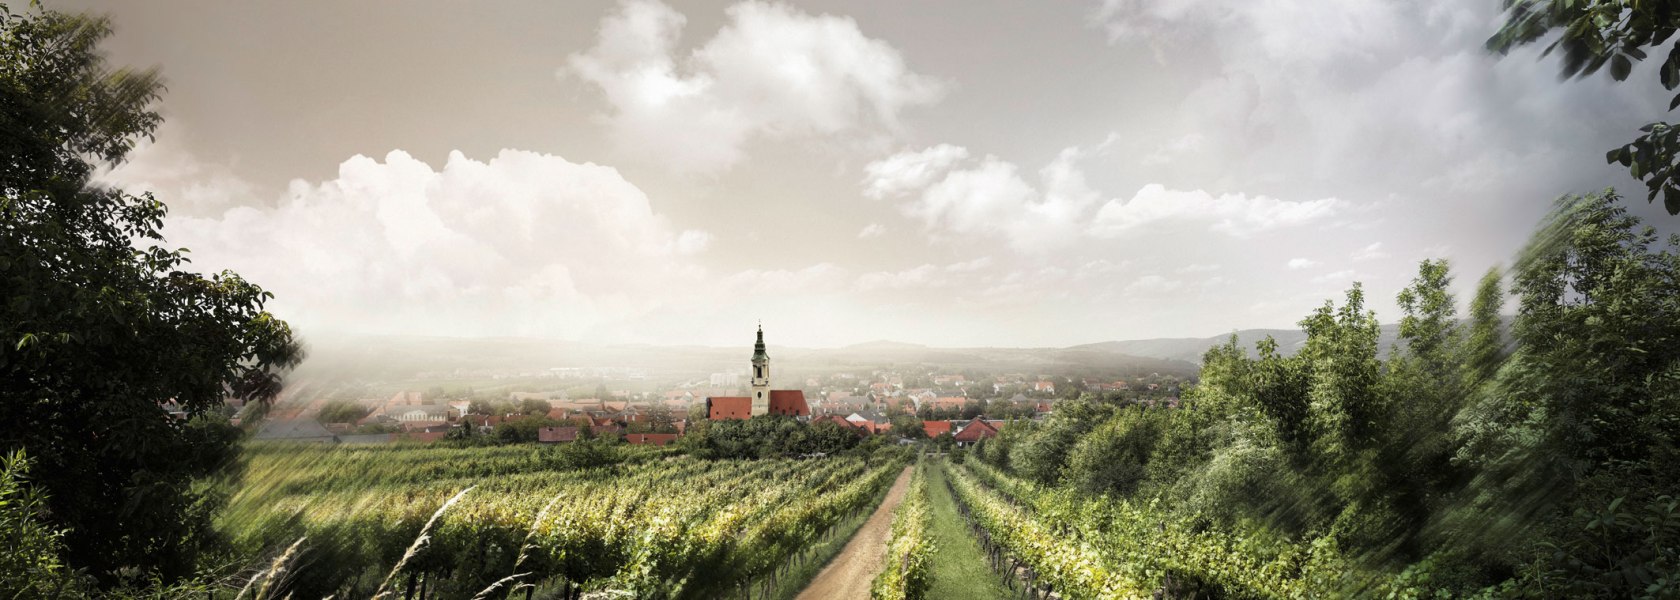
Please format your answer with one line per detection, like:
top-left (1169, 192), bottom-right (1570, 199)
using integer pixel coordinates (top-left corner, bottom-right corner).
top-left (66, 0), bottom-right (1680, 348)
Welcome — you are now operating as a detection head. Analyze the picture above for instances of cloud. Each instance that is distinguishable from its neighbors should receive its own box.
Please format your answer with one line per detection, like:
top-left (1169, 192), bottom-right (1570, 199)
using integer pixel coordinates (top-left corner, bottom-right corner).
top-left (1089, 0), bottom-right (1659, 208)
top-left (1287, 258), bottom-right (1318, 269)
top-left (1352, 242), bottom-right (1389, 261)
top-left (862, 144), bottom-right (968, 199)
top-left (567, 0), bottom-right (943, 173)
top-left (155, 149), bottom-right (713, 340)
top-left (96, 122), bottom-right (255, 218)
top-left (857, 223), bottom-right (887, 238)
top-left (864, 145), bottom-right (1107, 253)
top-left (1177, 263), bottom-right (1221, 273)
top-left (1090, 184), bottom-right (1341, 237)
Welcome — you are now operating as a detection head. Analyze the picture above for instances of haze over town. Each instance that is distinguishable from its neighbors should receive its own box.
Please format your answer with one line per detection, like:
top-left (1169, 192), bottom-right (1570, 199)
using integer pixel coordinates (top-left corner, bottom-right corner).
top-left (63, 0), bottom-right (1680, 349)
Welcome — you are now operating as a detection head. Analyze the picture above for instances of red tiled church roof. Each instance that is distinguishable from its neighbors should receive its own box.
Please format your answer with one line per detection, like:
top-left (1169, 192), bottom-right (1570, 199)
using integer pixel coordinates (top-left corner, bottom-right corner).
top-left (768, 390), bottom-right (809, 417)
top-left (708, 396), bottom-right (752, 420)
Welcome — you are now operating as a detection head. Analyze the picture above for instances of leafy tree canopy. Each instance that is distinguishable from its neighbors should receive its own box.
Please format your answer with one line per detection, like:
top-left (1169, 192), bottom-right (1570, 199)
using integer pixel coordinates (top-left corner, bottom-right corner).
top-left (1490, 0), bottom-right (1680, 213)
top-left (0, 5), bottom-right (301, 582)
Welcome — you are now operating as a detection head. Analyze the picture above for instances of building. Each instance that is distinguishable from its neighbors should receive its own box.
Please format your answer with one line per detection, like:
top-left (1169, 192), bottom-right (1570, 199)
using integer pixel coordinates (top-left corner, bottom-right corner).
top-left (707, 325), bottom-right (810, 420)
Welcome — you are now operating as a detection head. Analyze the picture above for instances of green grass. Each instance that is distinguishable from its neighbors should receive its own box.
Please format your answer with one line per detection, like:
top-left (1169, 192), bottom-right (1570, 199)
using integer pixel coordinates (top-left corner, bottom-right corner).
top-left (925, 461), bottom-right (1014, 600)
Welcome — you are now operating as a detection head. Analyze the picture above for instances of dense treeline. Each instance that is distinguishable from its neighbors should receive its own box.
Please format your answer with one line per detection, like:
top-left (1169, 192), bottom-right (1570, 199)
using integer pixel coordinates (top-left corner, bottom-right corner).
top-left (977, 192), bottom-right (1680, 597)
top-left (686, 415), bottom-right (876, 459)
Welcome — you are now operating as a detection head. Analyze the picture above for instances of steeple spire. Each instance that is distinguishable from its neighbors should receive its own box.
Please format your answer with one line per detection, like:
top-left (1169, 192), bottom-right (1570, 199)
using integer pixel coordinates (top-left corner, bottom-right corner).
top-left (751, 322), bottom-right (770, 416)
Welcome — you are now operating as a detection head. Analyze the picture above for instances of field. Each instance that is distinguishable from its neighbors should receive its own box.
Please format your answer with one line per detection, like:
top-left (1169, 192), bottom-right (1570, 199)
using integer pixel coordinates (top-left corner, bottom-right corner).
top-left (219, 442), bottom-right (907, 599)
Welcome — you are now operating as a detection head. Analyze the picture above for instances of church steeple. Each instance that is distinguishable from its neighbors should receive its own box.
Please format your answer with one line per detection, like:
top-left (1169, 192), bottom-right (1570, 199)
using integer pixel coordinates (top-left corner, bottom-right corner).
top-left (750, 322), bottom-right (770, 416)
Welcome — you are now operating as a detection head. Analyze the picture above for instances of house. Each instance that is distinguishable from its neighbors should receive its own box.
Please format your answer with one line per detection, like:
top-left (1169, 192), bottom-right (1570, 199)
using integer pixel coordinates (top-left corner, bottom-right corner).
top-left (922, 420), bottom-right (953, 438)
top-left (706, 325), bottom-right (810, 420)
top-left (625, 433), bottom-right (679, 446)
top-left (934, 393), bottom-right (974, 411)
top-left (953, 418), bottom-right (1001, 446)
top-left (394, 405), bottom-right (450, 424)
top-left (846, 410), bottom-right (889, 427)
top-left (1033, 380), bottom-right (1056, 394)
top-left (589, 420), bottom-right (622, 439)
top-left (538, 426), bottom-right (579, 443)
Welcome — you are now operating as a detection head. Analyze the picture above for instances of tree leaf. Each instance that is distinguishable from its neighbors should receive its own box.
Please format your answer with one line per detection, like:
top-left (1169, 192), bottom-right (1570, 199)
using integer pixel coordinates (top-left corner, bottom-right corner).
top-left (1612, 54), bottom-right (1633, 81)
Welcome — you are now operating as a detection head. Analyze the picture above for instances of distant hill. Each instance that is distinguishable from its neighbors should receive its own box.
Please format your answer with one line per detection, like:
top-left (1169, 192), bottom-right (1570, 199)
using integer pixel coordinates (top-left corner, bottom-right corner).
top-left (1068, 324), bottom-right (1405, 364)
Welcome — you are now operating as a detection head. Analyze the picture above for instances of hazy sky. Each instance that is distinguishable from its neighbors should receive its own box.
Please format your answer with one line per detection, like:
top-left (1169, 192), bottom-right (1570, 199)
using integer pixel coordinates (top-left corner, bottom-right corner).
top-left (67, 0), bottom-right (1678, 347)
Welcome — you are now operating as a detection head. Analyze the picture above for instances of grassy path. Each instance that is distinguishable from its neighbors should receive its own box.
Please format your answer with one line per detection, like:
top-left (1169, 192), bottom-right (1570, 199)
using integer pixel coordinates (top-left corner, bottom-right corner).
top-left (925, 461), bottom-right (1014, 600)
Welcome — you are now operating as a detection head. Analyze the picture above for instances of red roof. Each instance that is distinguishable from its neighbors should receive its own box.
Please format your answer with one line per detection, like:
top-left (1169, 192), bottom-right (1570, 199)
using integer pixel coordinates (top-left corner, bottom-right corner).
top-left (708, 397), bottom-right (752, 420)
top-left (538, 426), bottom-right (578, 443)
top-left (768, 390), bottom-right (809, 417)
top-left (625, 433), bottom-right (679, 446)
top-left (922, 420), bottom-right (953, 438)
top-left (954, 419), bottom-right (1000, 443)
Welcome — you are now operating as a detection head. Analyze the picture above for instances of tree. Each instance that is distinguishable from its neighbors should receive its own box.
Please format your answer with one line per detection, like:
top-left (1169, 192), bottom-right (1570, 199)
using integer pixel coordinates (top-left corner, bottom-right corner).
top-left (517, 397), bottom-right (552, 416)
top-left (316, 399), bottom-right (369, 424)
top-left (1489, 0), bottom-right (1680, 213)
top-left (0, 6), bottom-right (301, 582)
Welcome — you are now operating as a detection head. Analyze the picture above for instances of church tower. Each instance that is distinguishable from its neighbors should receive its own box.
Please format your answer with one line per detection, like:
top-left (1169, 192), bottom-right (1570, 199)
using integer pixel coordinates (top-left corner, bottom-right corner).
top-left (750, 324), bottom-right (770, 416)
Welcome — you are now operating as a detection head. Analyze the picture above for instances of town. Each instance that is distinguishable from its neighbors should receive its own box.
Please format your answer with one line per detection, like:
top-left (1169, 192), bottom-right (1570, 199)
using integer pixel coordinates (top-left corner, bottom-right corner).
top-left (252, 325), bottom-right (1186, 448)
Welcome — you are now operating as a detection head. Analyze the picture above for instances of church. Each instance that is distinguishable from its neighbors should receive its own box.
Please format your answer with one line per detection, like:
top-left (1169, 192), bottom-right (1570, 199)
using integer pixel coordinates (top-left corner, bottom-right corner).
top-left (706, 325), bottom-right (810, 420)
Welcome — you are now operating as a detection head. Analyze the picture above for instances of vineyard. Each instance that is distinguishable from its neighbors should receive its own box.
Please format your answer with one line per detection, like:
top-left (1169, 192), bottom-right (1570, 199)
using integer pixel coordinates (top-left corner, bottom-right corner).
top-left (870, 461), bottom-right (933, 600)
top-left (942, 459), bottom-right (1352, 599)
top-left (220, 442), bottom-right (908, 599)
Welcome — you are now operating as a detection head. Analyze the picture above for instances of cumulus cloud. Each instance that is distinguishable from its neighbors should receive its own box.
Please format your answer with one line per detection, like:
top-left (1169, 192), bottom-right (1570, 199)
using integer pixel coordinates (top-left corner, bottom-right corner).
top-left (1090, 0), bottom-right (1659, 206)
top-left (1090, 184), bottom-right (1341, 237)
top-left (862, 144), bottom-right (968, 199)
top-left (857, 223), bottom-right (887, 238)
top-left (864, 146), bottom-right (1102, 253)
top-left (1287, 258), bottom-right (1318, 269)
top-left (864, 141), bottom-right (1339, 251)
top-left (154, 149), bottom-right (714, 339)
top-left (567, 0), bottom-right (943, 173)
top-left (97, 122), bottom-right (255, 218)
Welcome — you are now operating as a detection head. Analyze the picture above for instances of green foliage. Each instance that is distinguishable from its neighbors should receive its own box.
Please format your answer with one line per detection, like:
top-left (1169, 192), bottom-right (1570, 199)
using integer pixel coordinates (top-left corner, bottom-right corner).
top-left (0, 5), bottom-right (302, 582)
top-left (1007, 401), bottom-right (1114, 485)
top-left (0, 450), bottom-right (82, 595)
top-left (218, 443), bottom-right (905, 598)
top-left (1064, 407), bottom-right (1164, 497)
top-left (1524, 495), bottom-right (1680, 598)
top-left (315, 399), bottom-right (369, 424)
top-left (979, 190), bottom-right (1680, 596)
top-left (872, 462), bottom-right (933, 600)
top-left (1490, 0), bottom-right (1680, 213)
top-left (694, 416), bottom-right (862, 459)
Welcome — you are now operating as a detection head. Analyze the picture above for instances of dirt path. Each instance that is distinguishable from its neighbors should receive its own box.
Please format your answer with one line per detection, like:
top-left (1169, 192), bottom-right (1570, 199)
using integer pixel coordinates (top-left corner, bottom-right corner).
top-left (795, 465), bottom-right (914, 600)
